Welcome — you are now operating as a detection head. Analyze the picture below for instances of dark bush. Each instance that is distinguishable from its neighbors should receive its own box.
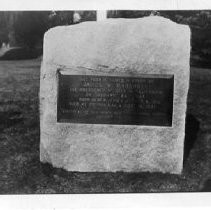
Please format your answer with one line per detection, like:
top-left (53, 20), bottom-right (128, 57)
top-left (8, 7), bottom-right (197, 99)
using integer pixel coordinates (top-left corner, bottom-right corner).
top-left (13, 12), bottom-right (49, 48)
top-left (0, 48), bottom-right (43, 60)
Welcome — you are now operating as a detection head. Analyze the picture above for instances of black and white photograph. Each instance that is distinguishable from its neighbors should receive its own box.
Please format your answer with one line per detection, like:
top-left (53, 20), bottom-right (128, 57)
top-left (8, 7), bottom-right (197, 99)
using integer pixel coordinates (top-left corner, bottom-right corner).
top-left (0, 0), bottom-right (211, 209)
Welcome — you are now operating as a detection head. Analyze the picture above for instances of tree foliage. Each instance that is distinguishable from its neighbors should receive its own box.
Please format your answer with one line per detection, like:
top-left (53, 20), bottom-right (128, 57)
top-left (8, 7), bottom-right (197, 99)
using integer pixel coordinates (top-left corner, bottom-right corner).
top-left (13, 12), bottom-right (49, 48)
top-left (1, 10), bottom-right (211, 66)
top-left (0, 12), bottom-right (10, 45)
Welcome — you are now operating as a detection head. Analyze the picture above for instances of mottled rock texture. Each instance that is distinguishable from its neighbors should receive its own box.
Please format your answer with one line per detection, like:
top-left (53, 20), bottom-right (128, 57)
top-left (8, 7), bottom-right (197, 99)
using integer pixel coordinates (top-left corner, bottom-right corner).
top-left (40, 17), bottom-right (190, 174)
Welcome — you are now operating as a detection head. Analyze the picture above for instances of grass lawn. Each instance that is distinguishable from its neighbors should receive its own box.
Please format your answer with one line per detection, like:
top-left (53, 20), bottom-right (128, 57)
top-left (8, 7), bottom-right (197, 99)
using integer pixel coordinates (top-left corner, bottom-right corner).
top-left (0, 58), bottom-right (211, 194)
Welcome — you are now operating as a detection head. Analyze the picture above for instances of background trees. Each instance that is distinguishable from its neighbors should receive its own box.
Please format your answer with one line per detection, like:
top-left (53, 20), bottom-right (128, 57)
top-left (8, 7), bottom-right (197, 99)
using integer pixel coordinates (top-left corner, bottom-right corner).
top-left (13, 12), bottom-right (49, 48)
top-left (0, 10), bottom-right (211, 66)
top-left (0, 11), bottom-right (96, 49)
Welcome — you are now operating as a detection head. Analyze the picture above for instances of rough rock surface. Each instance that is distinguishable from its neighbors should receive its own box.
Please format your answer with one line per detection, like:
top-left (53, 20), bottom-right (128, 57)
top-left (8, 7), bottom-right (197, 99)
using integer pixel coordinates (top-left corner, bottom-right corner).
top-left (40, 16), bottom-right (190, 174)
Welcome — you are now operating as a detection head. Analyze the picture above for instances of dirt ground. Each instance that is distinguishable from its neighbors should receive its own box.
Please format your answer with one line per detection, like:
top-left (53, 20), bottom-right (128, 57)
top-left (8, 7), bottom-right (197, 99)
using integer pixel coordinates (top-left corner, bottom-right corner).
top-left (0, 58), bottom-right (210, 194)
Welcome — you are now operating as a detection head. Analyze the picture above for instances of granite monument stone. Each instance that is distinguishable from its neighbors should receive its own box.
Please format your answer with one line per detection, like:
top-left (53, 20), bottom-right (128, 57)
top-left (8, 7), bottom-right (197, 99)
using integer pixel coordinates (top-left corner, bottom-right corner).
top-left (40, 16), bottom-right (190, 174)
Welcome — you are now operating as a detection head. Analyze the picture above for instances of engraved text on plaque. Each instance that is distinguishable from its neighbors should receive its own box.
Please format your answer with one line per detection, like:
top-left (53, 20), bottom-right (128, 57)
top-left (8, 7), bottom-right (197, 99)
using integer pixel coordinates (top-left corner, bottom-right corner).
top-left (57, 72), bottom-right (174, 126)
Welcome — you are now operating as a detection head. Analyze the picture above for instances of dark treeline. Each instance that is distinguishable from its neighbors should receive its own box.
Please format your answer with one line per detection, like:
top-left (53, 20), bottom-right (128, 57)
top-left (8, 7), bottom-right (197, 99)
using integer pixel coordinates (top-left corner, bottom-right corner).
top-left (0, 10), bottom-right (211, 66)
top-left (0, 11), bottom-right (96, 48)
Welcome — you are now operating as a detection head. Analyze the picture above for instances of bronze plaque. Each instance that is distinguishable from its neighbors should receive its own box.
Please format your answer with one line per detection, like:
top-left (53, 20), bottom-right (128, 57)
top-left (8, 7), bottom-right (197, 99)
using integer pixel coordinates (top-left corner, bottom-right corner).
top-left (57, 72), bottom-right (174, 126)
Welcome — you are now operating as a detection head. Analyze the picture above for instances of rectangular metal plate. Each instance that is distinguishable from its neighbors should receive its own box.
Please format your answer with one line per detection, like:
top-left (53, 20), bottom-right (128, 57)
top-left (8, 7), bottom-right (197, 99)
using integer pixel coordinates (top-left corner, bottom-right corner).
top-left (57, 73), bottom-right (174, 126)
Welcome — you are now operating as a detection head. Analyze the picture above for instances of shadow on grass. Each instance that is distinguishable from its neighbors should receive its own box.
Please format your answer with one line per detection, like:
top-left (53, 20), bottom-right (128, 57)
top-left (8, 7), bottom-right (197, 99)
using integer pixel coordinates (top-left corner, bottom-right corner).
top-left (40, 161), bottom-right (183, 194)
top-left (0, 111), bottom-right (23, 131)
top-left (201, 178), bottom-right (211, 192)
top-left (183, 114), bottom-right (200, 163)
